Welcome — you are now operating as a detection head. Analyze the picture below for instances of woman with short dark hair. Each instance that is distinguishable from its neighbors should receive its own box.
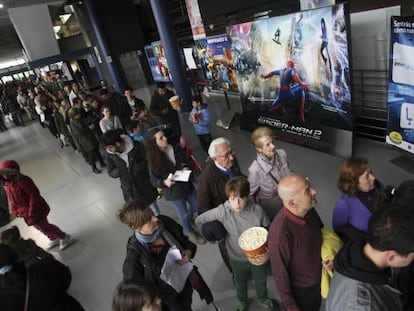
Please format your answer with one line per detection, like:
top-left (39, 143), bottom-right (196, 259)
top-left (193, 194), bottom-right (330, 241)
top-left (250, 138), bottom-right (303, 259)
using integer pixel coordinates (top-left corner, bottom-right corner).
top-left (332, 158), bottom-right (382, 243)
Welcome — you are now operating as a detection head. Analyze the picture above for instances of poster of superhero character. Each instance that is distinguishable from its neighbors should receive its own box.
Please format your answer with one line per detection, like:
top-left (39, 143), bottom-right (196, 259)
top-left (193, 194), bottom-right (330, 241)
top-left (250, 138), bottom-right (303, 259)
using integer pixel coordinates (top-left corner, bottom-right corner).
top-left (147, 41), bottom-right (171, 82)
top-left (195, 34), bottom-right (239, 92)
top-left (386, 16), bottom-right (414, 154)
top-left (230, 3), bottom-right (353, 157)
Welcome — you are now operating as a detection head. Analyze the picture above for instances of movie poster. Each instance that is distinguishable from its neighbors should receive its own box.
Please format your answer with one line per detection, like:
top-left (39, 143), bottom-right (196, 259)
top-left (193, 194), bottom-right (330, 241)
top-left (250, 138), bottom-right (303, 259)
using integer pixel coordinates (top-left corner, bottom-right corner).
top-left (386, 16), bottom-right (414, 154)
top-left (230, 3), bottom-right (353, 157)
top-left (195, 34), bottom-right (239, 92)
top-left (185, 0), bottom-right (206, 40)
top-left (143, 41), bottom-right (171, 82)
top-left (300, 0), bottom-right (335, 11)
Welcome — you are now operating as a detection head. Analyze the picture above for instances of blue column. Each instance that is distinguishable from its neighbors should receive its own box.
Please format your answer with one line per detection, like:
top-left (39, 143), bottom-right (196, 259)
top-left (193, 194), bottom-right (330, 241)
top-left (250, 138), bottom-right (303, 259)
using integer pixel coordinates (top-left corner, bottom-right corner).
top-left (89, 47), bottom-right (104, 81)
top-left (83, 0), bottom-right (124, 92)
top-left (149, 0), bottom-right (192, 112)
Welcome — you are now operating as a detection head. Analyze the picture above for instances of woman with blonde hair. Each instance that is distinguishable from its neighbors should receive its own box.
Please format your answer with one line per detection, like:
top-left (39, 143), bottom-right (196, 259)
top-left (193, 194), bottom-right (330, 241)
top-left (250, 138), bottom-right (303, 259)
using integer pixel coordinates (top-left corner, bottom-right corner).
top-left (247, 127), bottom-right (292, 220)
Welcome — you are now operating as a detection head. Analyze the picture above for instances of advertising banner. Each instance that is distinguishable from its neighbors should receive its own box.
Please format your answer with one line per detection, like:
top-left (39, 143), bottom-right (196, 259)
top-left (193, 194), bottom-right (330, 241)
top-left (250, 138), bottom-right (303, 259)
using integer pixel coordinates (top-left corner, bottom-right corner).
top-left (230, 4), bottom-right (353, 157)
top-left (386, 16), bottom-right (414, 154)
top-left (185, 0), bottom-right (206, 40)
top-left (300, 0), bottom-right (335, 11)
top-left (195, 34), bottom-right (239, 92)
top-left (144, 41), bottom-right (171, 82)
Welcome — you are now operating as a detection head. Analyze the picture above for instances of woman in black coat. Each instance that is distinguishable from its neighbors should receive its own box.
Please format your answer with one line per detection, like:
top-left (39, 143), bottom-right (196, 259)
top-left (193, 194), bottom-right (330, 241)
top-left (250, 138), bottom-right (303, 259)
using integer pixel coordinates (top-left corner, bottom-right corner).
top-left (119, 201), bottom-right (196, 311)
top-left (69, 107), bottom-right (105, 174)
top-left (145, 130), bottom-right (205, 244)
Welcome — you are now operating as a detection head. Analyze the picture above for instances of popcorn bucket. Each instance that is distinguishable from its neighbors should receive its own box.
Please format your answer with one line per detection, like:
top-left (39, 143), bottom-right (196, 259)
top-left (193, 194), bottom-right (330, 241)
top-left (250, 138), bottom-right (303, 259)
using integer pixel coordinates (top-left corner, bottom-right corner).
top-left (238, 227), bottom-right (269, 265)
top-left (169, 95), bottom-right (181, 110)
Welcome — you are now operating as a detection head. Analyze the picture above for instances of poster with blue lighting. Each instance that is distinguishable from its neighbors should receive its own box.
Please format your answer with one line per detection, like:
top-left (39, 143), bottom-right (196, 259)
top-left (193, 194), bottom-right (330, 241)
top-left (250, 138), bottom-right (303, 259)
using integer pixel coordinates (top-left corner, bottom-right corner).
top-left (386, 16), bottom-right (414, 154)
top-left (230, 3), bottom-right (353, 157)
top-left (144, 42), bottom-right (171, 82)
top-left (195, 34), bottom-right (239, 92)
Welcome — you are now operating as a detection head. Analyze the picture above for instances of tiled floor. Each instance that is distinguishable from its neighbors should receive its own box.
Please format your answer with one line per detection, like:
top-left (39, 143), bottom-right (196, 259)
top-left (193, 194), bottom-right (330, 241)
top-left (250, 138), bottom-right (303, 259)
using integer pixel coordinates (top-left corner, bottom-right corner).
top-left (1, 88), bottom-right (413, 311)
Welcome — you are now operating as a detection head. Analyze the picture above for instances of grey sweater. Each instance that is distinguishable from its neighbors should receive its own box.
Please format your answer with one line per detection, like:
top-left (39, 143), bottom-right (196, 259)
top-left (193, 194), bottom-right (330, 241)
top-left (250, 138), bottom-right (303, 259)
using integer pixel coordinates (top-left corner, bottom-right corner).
top-left (195, 197), bottom-right (269, 261)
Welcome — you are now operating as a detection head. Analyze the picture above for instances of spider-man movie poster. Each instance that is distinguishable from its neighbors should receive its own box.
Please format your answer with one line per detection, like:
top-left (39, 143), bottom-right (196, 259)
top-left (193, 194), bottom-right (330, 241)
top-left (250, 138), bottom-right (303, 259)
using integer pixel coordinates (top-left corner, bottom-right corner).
top-left (230, 3), bottom-right (353, 157)
top-left (387, 16), bottom-right (414, 154)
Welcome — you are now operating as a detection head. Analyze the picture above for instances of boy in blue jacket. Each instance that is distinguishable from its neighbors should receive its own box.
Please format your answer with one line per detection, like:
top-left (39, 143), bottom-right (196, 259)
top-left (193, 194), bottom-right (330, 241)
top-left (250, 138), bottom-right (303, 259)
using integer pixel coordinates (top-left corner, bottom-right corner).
top-left (189, 95), bottom-right (212, 153)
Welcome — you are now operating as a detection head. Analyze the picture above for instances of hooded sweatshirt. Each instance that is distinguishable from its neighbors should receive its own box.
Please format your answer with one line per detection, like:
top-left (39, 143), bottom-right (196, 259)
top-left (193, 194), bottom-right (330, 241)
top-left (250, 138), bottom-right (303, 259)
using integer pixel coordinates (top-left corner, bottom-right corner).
top-left (0, 160), bottom-right (50, 225)
top-left (326, 239), bottom-right (402, 311)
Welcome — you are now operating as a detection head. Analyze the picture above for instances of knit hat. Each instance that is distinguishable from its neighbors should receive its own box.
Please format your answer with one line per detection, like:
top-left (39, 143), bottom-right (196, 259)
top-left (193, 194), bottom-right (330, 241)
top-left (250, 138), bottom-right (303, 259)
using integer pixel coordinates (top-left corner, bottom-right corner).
top-left (0, 159), bottom-right (20, 171)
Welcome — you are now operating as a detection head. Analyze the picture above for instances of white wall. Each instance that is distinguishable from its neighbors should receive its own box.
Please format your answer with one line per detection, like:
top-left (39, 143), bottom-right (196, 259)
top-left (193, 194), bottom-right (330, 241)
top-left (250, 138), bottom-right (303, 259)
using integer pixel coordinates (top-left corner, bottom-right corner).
top-left (350, 6), bottom-right (400, 70)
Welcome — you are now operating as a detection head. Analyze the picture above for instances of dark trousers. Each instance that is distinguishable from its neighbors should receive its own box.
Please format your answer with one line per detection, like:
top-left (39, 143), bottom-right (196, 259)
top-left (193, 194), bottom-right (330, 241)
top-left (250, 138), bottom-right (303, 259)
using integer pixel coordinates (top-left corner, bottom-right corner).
top-left (86, 149), bottom-right (105, 169)
top-left (230, 259), bottom-right (268, 303)
top-left (197, 133), bottom-right (212, 153)
top-left (292, 284), bottom-right (321, 311)
top-left (11, 111), bottom-right (25, 126)
top-left (161, 279), bottom-right (193, 311)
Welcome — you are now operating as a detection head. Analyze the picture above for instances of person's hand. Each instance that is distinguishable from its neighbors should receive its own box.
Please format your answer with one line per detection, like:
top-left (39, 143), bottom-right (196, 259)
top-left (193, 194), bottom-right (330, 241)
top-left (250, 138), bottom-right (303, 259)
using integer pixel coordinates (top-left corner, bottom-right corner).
top-left (322, 259), bottom-right (334, 272)
top-left (176, 249), bottom-right (192, 265)
top-left (164, 174), bottom-right (175, 188)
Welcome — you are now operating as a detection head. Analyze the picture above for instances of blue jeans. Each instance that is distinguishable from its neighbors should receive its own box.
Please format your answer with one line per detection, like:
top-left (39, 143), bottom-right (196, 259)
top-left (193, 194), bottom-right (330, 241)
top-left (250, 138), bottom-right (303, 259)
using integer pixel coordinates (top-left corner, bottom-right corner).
top-left (169, 189), bottom-right (197, 233)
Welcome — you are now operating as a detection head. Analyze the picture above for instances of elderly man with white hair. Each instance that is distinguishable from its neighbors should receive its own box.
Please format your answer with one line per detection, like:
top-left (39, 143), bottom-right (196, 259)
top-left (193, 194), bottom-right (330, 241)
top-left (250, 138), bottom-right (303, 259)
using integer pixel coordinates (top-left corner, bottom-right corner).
top-left (268, 174), bottom-right (323, 311)
top-left (196, 137), bottom-right (243, 272)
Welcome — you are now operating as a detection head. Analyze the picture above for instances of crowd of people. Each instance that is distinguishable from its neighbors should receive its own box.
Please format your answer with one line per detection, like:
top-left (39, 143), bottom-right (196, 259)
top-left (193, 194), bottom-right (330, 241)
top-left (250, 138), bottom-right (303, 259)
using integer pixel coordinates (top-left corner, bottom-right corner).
top-left (1, 79), bottom-right (414, 311)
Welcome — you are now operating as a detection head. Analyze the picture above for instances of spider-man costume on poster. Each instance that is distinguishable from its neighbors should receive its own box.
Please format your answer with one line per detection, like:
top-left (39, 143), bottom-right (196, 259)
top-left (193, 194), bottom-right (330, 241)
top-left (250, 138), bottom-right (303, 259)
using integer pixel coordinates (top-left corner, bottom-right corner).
top-left (261, 60), bottom-right (308, 123)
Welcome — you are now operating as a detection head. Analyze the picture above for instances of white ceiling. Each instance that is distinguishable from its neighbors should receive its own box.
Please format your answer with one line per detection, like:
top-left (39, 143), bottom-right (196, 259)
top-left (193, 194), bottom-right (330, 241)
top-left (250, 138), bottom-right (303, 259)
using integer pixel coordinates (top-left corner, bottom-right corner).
top-left (0, 0), bottom-right (64, 65)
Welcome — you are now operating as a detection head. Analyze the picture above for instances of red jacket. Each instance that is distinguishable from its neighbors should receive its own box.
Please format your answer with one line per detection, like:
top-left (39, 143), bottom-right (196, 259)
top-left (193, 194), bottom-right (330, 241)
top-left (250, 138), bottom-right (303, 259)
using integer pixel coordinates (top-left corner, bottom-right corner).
top-left (3, 174), bottom-right (50, 226)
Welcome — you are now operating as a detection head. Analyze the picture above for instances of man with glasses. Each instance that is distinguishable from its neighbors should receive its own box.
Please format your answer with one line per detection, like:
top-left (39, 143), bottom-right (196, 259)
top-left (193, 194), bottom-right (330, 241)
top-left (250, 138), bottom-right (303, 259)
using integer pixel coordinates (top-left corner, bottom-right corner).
top-left (196, 137), bottom-right (243, 272)
top-left (268, 175), bottom-right (324, 311)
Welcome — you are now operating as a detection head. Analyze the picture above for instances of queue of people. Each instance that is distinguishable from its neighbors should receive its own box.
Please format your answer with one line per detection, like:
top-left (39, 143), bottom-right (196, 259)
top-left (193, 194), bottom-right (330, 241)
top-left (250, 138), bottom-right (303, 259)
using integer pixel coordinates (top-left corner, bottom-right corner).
top-left (1, 79), bottom-right (414, 311)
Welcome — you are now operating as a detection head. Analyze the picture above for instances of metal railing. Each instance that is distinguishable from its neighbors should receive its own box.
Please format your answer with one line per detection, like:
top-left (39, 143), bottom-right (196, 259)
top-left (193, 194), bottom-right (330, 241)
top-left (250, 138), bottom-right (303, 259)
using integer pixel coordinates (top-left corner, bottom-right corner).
top-left (352, 69), bottom-right (388, 141)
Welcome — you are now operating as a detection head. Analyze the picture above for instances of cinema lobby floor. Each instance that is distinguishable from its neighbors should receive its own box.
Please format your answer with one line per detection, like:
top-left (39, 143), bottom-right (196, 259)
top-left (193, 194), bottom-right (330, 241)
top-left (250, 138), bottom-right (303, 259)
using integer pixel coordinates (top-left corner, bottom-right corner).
top-left (1, 89), bottom-right (413, 311)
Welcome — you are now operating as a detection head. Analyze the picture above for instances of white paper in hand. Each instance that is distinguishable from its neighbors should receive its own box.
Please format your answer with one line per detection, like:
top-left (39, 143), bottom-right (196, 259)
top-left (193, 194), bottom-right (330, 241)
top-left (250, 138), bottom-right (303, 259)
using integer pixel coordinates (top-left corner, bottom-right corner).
top-left (173, 170), bottom-right (192, 182)
top-left (160, 246), bottom-right (193, 292)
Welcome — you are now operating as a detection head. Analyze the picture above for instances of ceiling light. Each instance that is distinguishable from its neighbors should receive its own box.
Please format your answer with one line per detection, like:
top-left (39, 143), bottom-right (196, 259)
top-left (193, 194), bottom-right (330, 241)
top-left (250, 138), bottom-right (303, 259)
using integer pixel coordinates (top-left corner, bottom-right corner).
top-left (0, 4), bottom-right (4, 9)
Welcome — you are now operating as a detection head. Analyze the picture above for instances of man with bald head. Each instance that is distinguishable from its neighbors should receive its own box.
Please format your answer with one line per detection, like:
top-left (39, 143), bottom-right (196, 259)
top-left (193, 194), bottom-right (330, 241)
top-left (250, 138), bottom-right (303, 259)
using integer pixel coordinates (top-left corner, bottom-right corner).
top-left (268, 175), bottom-right (323, 311)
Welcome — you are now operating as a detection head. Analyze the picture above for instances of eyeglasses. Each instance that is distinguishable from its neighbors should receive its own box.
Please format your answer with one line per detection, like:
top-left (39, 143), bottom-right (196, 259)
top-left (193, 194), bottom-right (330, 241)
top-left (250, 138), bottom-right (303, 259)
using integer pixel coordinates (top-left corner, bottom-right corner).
top-left (216, 150), bottom-right (234, 159)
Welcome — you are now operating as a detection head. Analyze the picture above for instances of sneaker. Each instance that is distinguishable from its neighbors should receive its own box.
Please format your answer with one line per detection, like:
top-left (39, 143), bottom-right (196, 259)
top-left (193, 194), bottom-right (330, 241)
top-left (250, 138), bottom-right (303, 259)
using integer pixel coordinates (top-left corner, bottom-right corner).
top-left (188, 232), bottom-right (206, 245)
top-left (258, 298), bottom-right (274, 310)
top-left (46, 239), bottom-right (59, 251)
top-left (237, 301), bottom-right (248, 311)
top-left (59, 234), bottom-right (71, 250)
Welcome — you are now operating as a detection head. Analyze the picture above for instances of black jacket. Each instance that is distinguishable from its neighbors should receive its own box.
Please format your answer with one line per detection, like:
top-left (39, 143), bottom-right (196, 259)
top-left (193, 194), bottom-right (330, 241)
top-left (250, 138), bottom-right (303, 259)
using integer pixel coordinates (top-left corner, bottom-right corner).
top-left (106, 137), bottom-right (157, 204)
top-left (149, 145), bottom-right (193, 201)
top-left (122, 215), bottom-right (197, 286)
top-left (196, 158), bottom-right (243, 214)
top-left (0, 257), bottom-right (83, 311)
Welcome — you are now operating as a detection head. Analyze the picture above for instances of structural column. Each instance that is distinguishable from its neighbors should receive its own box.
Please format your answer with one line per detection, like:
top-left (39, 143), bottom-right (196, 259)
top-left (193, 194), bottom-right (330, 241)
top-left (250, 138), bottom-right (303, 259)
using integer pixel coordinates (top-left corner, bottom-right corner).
top-left (83, 0), bottom-right (125, 92)
top-left (149, 0), bottom-right (192, 112)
